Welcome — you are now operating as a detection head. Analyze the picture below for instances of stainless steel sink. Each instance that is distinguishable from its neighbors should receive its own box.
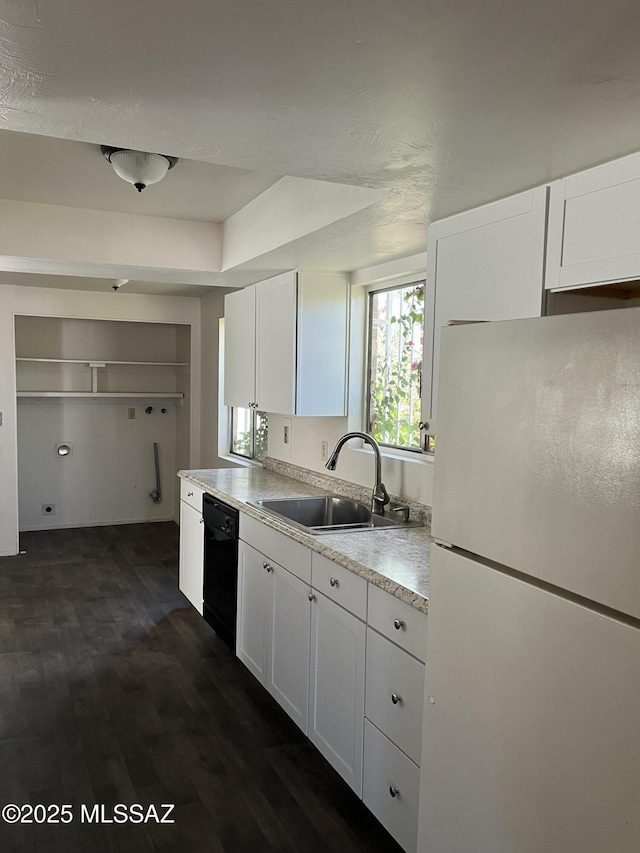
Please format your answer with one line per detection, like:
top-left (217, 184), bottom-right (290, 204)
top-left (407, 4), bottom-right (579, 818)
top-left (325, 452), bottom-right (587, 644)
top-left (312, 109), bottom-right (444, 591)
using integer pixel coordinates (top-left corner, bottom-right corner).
top-left (248, 495), bottom-right (421, 534)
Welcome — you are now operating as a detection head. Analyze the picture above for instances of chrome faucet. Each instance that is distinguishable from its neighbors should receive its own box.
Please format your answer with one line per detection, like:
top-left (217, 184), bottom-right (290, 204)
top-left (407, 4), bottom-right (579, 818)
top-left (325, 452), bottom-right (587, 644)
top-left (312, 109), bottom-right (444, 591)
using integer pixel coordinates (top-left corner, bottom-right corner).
top-left (325, 432), bottom-right (390, 515)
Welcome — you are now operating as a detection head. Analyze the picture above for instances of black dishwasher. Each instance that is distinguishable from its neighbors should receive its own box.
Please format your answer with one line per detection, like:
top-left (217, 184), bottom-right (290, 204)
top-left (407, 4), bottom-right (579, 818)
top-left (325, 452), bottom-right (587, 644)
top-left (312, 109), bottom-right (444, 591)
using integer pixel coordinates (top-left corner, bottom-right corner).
top-left (202, 494), bottom-right (239, 650)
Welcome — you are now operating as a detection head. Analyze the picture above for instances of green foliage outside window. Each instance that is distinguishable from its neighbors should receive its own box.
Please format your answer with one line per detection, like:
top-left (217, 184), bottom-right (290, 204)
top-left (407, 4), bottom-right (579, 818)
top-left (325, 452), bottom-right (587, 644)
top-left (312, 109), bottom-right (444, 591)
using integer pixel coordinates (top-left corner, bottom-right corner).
top-left (231, 409), bottom-right (268, 461)
top-left (368, 283), bottom-right (424, 451)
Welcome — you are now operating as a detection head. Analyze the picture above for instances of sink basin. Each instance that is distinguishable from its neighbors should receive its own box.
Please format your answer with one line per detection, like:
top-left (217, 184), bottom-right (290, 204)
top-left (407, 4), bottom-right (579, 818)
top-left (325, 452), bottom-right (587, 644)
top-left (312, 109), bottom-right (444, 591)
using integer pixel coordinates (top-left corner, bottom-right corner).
top-left (248, 496), bottom-right (421, 534)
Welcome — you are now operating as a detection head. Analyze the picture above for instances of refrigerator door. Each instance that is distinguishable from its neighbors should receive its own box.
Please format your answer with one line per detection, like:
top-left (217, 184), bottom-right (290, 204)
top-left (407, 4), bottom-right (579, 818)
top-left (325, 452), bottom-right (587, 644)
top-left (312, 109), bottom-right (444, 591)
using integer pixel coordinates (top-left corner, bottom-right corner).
top-left (418, 546), bottom-right (640, 853)
top-left (432, 307), bottom-right (640, 619)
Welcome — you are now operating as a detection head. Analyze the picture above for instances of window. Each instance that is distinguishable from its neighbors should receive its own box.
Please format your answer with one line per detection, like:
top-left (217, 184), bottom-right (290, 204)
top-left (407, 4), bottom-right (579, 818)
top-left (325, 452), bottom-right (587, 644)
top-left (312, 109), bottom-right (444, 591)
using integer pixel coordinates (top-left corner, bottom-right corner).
top-left (367, 281), bottom-right (425, 452)
top-left (230, 407), bottom-right (268, 462)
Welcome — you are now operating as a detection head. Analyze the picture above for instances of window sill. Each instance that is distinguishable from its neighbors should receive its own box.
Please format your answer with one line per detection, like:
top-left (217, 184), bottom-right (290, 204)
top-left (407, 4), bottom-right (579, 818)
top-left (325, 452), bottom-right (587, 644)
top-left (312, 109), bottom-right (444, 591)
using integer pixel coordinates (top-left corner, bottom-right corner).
top-left (351, 445), bottom-right (434, 466)
top-left (218, 454), bottom-right (263, 469)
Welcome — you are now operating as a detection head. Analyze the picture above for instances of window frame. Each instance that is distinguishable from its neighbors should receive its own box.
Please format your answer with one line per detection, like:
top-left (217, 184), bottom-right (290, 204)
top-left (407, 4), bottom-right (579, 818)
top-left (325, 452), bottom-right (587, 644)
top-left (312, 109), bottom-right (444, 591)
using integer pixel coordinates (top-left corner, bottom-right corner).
top-left (229, 406), bottom-right (268, 462)
top-left (364, 275), bottom-right (434, 456)
top-left (360, 274), bottom-right (435, 463)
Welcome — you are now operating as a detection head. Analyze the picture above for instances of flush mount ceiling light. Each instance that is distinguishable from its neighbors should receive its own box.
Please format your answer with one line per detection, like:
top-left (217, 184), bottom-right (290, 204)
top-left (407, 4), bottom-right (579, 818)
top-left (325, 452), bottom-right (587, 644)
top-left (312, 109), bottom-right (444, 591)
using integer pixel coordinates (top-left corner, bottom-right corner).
top-left (101, 146), bottom-right (178, 192)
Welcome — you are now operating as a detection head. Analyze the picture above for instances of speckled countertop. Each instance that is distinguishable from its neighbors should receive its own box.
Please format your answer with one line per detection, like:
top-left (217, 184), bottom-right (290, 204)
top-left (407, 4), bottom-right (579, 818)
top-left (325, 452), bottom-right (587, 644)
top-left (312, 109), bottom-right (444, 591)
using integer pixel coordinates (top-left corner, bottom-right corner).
top-left (178, 467), bottom-right (431, 613)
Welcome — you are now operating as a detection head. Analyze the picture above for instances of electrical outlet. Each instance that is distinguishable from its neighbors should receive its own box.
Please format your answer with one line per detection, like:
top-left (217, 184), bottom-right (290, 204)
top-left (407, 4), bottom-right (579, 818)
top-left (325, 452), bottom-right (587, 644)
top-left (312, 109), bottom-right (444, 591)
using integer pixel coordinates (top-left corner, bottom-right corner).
top-left (42, 504), bottom-right (55, 516)
top-left (128, 407), bottom-right (136, 419)
top-left (321, 440), bottom-right (329, 462)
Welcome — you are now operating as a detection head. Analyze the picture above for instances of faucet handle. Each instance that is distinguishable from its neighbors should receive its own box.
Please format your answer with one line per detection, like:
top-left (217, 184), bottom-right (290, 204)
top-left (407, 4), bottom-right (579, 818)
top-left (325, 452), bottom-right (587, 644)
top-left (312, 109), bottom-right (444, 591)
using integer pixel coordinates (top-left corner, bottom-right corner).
top-left (389, 505), bottom-right (410, 523)
top-left (372, 482), bottom-right (391, 514)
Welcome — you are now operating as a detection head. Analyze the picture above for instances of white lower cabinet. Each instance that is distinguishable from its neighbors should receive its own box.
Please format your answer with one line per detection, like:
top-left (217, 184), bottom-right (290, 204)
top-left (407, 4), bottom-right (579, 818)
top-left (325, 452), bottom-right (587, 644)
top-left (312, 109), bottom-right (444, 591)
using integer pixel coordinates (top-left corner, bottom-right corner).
top-left (178, 498), bottom-right (204, 614)
top-left (236, 540), bottom-right (311, 732)
top-left (363, 719), bottom-right (421, 853)
top-left (235, 514), bottom-right (426, 850)
top-left (308, 590), bottom-right (366, 796)
top-left (364, 588), bottom-right (428, 853)
top-left (268, 561), bottom-right (311, 731)
top-left (237, 540), bottom-right (272, 683)
top-left (365, 628), bottom-right (425, 765)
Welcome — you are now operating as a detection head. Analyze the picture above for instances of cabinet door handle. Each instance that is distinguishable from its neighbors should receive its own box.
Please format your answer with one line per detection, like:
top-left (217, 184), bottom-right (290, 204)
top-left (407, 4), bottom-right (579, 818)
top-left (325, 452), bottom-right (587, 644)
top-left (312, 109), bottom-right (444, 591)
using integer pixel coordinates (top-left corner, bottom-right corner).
top-left (391, 692), bottom-right (402, 705)
top-left (187, 491), bottom-right (194, 497)
top-left (329, 577), bottom-right (339, 588)
top-left (389, 785), bottom-right (399, 799)
top-left (199, 518), bottom-right (204, 524)
top-left (393, 619), bottom-right (405, 630)
top-left (308, 592), bottom-right (316, 602)
top-left (263, 562), bottom-right (273, 573)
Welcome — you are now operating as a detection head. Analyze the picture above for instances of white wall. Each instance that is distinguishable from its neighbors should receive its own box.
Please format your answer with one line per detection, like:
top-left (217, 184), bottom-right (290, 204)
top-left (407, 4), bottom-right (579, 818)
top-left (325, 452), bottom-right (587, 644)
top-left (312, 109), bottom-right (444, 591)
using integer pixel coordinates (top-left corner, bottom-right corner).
top-left (0, 284), bottom-right (202, 555)
top-left (15, 315), bottom-right (185, 531)
top-left (0, 198), bottom-right (221, 284)
top-left (200, 287), bottom-right (238, 468)
top-left (268, 413), bottom-right (434, 506)
top-left (267, 254), bottom-right (434, 506)
top-left (175, 322), bottom-right (193, 520)
top-left (18, 398), bottom-right (177, 530)
top-left (221, 177), bottom-right (386, 269)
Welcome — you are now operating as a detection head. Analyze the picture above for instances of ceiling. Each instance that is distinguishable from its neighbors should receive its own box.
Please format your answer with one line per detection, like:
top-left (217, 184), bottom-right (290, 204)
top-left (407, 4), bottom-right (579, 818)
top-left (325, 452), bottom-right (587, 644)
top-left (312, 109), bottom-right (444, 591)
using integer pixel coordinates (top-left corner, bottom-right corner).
top-left (0, 132), bottom-right (280, 222)
top-left (2, 0), bottom-right (640, 296)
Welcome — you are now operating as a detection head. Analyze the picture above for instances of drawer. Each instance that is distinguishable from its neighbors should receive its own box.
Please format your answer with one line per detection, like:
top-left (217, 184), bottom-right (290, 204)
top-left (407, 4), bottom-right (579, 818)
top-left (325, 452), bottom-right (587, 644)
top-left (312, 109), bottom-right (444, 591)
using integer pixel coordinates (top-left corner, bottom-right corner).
top-left (180, 479), bottom-right (205, 513)
top-left (365, 628), bottom-right (425, 765)
top-left (240, 513), bottom-right (311, 584)
top-left (311, 552), bottom-right (367, 620)
top-left (368, 583), bottom-right (428, 662)
top-left (363, 719), bottom-right (420, 853)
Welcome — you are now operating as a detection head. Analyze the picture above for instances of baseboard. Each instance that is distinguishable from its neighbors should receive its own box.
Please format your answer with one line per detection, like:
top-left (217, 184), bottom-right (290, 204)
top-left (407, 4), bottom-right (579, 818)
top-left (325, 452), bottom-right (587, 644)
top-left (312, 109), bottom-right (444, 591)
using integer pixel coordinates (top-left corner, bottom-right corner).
top-left (19, 516), bottom-right (176, 533)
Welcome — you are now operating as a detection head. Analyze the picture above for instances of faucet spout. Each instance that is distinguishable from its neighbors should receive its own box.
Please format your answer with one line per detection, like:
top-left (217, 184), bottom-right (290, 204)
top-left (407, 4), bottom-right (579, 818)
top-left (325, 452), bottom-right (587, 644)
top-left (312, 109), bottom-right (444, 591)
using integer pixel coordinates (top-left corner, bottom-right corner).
top-left (325, 432), bottom-right (390, 515)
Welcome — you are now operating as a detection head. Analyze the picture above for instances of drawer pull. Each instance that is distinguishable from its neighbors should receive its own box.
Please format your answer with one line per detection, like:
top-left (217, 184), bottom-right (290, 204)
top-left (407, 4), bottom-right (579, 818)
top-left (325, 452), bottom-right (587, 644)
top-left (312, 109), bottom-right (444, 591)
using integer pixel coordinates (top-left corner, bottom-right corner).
top-left (308, 592), bottom-right (316, 602)
top-left (329, 577), bottom-right (339, 588)
top-left (393, 618), bottom-right (405, 630)
top-left (187, 491), bottom-right (194, 497)
top-left (263, 562), bottom-right (273, 573)
top-left (391, 692), bottom-right (402, 705)
top-left (389, 785), bottom-right (400, 799)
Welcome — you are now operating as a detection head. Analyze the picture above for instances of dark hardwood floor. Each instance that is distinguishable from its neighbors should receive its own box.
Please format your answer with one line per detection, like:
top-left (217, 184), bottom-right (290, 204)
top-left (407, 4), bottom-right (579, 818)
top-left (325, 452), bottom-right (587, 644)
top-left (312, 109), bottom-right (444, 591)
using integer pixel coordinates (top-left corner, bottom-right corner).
top-left (0, 523), bottom-right (403, 853)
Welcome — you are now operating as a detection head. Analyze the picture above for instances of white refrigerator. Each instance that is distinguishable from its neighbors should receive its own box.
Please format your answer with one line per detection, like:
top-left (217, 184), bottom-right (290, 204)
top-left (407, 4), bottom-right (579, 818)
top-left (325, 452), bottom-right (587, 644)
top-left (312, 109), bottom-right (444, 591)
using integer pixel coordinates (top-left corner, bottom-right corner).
top-left (418, 308), bottom-right (640, 853)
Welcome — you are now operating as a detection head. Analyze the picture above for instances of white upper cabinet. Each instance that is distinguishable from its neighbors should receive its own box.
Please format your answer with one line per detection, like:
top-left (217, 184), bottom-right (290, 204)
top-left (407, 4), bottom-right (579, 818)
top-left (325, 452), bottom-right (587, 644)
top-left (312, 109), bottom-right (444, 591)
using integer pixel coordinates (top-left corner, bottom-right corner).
top-left (427, 186), bottom-right (548, 426)
top-left (224, 270), bottom-right (348, 417)
top-left (255, 271), bottom-right (298, 414)
top-left (546, 152), bottom-right (640, 291)
top-left (223, 284), bottom-right (257, 409)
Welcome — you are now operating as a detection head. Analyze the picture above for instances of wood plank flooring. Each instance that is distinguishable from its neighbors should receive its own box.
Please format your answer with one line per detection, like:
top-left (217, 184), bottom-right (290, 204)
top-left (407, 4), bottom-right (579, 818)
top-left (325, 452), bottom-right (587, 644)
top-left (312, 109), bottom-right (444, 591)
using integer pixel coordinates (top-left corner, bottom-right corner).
top-left (0, 523), bottom-right (403, 853)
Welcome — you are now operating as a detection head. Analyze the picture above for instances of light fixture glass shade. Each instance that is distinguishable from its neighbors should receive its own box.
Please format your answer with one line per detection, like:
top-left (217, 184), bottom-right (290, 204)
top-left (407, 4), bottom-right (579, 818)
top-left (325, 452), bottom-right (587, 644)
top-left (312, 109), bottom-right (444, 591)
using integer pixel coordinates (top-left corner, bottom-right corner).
top-left (109, 150), bottom-right (171, 191)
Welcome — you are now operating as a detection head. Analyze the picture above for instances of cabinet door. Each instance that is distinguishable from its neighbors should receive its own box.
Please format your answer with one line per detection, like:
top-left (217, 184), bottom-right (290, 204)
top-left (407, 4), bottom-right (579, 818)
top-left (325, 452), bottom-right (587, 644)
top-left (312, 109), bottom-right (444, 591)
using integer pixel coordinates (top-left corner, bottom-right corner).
top-left (268, 564), bottom-right (311, 733)
top-left (179, 500), bottom-right (204, 614)
top-left (309, 591), bottom-right (366, 796)
top-left (255, 271), bottom-right (297, 414)
top-left (546, 152), bottom-right (640, 291)
top-left (224, 286), bottom-right (256, 408)
top-left (428, 186), bottom-right (547, 426)
top-left (236, 541), bottom-right (271, 681)
top-left (295, 271), bottom-right (348, 417)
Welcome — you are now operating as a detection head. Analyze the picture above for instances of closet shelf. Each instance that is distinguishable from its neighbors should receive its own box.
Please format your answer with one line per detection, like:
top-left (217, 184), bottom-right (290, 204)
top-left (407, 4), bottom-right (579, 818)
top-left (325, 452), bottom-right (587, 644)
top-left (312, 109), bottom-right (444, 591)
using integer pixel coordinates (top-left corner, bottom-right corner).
top-left (16, 358), bottom-right (188, 366)
top-left (16, 356), bottom-right (188, 399)
top-left (17, 391), bottom-right (184, 399)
